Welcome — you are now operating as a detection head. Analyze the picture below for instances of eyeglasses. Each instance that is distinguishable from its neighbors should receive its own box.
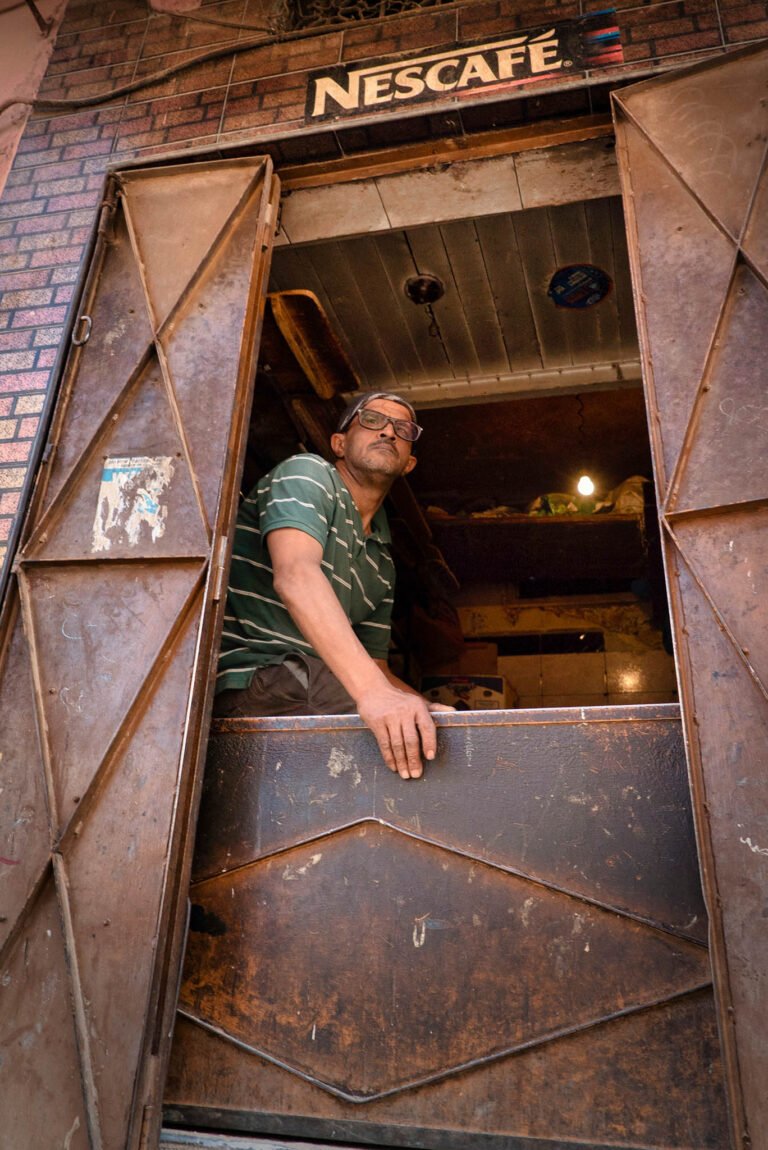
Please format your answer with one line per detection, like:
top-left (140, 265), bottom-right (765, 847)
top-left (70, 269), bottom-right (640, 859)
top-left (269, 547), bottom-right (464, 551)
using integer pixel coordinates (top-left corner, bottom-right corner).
top-left (356, 408), bottom-right (423, 442)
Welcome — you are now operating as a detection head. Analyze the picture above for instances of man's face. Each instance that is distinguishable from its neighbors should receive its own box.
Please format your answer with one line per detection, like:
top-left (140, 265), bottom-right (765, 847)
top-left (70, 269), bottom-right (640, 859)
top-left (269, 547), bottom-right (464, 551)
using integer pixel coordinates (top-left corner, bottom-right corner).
top-left (333, 399), bottom-right (418, 481)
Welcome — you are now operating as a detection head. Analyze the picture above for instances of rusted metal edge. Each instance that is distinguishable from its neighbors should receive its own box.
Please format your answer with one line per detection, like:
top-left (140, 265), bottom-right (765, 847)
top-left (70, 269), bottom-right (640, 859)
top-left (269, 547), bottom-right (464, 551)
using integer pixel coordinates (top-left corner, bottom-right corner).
top-left (160, 1114), bottom-right (679, 1150)
top-left (664, 494), bottom-right (768, 521)
top-left (189, 814), bottom-right (705, 946)
top-left (159, 1132), bottom-right (376, 1150)
top-left (51, 852), bottom-right (105, 1150)
top-left (16, 553), bottom-right (209, 569)
top-left (211, 703), bottom-right (681, 734)
top-left (176, 981), bottom-right (713, 1106)
top-left (0, 856), bottom-right (53, 972)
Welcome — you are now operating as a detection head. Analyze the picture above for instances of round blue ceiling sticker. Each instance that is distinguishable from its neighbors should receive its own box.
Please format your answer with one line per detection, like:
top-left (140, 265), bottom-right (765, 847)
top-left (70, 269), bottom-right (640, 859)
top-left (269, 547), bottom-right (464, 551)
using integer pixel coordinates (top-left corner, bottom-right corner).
top-left (548, 264), bottom-right (613, 308)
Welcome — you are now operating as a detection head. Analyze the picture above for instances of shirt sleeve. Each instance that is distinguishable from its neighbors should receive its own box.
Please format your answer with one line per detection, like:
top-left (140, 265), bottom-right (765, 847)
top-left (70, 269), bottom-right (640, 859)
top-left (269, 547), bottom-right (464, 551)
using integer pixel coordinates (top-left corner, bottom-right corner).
top-left (257, 456), bottom-right (336, 547)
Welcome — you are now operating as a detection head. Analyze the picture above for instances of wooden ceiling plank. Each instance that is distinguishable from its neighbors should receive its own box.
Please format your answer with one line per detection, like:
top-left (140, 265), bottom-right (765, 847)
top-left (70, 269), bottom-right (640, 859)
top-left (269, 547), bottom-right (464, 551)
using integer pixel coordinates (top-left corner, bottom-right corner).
top-left (373, 230), bottom-right (451, 381)
top-left (404, 225), bottom-right (480, 378)
top-left (513, 207), bottom-right (573, 371)
top-left (608, 197), bottom-right (642, 362)
top-left (338, 236), bottom-right (425, 384)
top-left (440, 218), bottom-right (510, 377)
top-left (549, 202), bottom-right (608, 367)
top-left (303, 241), bottom-right (398, 390)
top-left (474, 213), bottom-right (542, 373)
top-left (581, 199), bottom-right (626, 358)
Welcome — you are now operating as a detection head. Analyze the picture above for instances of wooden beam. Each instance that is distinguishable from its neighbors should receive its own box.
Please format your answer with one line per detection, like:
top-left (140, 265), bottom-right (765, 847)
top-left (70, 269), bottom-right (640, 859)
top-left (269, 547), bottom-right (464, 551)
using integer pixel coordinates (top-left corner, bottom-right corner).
top-left (278, 114), bottom-right (614, 191)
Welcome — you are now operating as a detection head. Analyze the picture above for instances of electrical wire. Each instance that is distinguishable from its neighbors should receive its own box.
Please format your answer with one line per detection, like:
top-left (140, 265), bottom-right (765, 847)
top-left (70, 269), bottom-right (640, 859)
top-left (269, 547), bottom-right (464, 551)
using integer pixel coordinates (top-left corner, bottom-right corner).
top-left (167, 8), bottom-right (281, 32)
top-left (1, 34), bottom-right (274, 114)
top-left (0, 1), bottom-right (470, 116)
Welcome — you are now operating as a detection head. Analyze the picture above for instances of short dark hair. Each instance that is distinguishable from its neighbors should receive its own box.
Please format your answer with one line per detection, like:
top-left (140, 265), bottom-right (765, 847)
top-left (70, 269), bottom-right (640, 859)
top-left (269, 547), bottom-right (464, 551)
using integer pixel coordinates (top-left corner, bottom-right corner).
top-left (336, 391), bottom-right (418, 433)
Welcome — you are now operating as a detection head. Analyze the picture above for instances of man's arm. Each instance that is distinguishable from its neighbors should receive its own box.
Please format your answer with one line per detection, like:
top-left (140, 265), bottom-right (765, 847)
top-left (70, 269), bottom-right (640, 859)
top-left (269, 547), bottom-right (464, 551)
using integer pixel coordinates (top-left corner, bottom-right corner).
top-left (267, 527), bottom-right (439, 779)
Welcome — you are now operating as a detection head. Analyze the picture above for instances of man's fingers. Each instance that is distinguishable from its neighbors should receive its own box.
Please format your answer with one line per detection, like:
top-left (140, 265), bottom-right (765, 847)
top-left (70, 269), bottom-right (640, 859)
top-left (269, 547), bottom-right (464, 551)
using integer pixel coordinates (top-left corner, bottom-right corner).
top-left (369, 719), bottom-right (399, 774)
top-left (358, 689), bottom-right (438, 779)
top-left (371, 720), bottom-right (423, 779)
top-left (415, 708), bottom-right (437, 763)
top-left (402, 728), bottom-right (423, 778)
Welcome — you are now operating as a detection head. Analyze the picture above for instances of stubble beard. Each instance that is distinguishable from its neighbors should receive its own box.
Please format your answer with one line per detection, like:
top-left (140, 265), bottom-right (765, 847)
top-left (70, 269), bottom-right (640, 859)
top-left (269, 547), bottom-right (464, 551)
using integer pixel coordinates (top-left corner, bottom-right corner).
top-left (354, 441), bottom-right (407, 482)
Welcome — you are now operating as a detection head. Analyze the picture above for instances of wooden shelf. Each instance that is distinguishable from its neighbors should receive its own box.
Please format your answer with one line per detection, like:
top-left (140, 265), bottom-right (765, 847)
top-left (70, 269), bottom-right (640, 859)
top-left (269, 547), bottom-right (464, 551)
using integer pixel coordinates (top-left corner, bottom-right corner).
top-left (427, 513), bottom-right (646, 585)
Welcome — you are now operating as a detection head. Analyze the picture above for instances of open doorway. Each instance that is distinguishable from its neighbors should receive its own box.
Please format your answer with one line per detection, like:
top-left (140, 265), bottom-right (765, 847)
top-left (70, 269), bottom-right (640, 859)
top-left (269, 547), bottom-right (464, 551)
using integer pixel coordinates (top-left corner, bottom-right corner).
top-left (243, 190), bottom-right (676, 714)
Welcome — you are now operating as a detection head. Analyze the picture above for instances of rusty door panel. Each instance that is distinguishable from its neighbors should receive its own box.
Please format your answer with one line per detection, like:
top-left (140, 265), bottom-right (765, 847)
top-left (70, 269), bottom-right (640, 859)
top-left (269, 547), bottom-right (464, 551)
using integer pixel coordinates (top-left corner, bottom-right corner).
top-left (194, 712), bottom-right (707, 942)
top-left (165, 708), bottom-right (728, 1149)
top-left (0, 157), bottom-right (279, 1150)
top-left (0, 599), bottom-right (49, 953)
top-left (613, 42), bottom-right (768, 1148)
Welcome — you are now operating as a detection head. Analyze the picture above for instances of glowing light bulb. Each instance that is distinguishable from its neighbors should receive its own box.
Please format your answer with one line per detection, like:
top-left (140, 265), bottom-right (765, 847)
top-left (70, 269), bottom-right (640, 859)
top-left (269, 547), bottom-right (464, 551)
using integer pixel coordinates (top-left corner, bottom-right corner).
top-left (577, 474), bottom-right (595, 496)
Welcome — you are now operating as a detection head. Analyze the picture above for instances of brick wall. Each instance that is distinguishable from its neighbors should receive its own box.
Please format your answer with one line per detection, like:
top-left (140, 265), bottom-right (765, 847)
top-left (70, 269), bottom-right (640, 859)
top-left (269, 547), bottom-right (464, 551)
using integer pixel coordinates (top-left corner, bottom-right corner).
top-left (0, 0), bottom-right (766, 572)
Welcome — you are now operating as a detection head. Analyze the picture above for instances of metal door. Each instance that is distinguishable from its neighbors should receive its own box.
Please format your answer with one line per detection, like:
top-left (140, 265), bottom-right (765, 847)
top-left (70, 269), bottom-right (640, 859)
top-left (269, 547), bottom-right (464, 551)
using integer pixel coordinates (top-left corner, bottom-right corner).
top-left (613, 43), bottom-right (768, 1149)
top-left (165, 707), bottom-right (728, 1149)
top-left (0, 157), bottom-right (279, 1150)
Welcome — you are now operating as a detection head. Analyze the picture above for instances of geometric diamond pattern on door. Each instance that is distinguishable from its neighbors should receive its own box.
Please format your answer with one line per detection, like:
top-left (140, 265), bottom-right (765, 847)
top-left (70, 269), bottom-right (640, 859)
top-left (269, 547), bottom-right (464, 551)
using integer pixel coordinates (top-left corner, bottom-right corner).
top-left (181, 822), bottom-right (712, 1101)
top-left (0, 156), bottom-right (278, 1150)
top-left (613, 42), bottom-right (768, 1148)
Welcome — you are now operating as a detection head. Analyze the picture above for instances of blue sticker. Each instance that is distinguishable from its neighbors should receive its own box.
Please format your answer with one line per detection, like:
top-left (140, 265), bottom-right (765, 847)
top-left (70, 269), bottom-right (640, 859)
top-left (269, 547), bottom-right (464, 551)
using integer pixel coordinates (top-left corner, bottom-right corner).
top-left (548, 264), bottom-right (612, 308)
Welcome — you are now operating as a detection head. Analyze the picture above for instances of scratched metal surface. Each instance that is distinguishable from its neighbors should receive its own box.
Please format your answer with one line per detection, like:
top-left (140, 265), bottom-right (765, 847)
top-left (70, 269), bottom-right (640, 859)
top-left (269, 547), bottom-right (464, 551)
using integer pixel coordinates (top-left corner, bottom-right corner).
top-left (614, 43), bottom-right (768, 1149)
top-left (0, 158), bottom-right (277, 1150)
top-left (195, 708), bottom-right (707, 941)
top-left (166, 706), bottom-right (728, 1147)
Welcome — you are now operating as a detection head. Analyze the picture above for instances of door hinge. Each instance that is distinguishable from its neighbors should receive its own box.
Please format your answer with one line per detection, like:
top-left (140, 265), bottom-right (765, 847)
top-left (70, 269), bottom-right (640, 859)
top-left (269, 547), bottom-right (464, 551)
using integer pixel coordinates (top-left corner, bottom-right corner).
top-left (97, 189), bottom-right (119, 240)
top-left (211, 534), bottom-right (229, 602)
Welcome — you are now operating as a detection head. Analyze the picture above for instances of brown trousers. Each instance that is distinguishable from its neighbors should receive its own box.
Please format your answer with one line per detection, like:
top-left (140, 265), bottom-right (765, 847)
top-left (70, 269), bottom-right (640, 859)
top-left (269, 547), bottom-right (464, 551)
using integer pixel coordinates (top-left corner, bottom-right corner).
top-left (212, 653), bottom-right (357, 718)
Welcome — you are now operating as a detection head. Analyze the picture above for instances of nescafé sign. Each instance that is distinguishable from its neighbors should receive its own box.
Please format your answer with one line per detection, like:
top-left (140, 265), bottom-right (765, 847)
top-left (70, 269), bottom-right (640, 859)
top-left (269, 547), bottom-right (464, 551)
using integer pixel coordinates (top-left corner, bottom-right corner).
top-left (305, 12), bottom-right (622, 121)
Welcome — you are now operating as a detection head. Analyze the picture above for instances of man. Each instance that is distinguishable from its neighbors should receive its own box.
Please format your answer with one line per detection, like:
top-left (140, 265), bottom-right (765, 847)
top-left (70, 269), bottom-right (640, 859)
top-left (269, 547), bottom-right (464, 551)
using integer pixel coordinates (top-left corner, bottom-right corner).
top-left (215, 392), bottom-right (451, 779)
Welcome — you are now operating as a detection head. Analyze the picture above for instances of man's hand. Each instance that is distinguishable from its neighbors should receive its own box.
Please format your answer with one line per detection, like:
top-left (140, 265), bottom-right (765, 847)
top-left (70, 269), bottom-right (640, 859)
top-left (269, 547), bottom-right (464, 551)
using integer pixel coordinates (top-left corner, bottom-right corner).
top-left (356, 681), bottom-right (439, 779)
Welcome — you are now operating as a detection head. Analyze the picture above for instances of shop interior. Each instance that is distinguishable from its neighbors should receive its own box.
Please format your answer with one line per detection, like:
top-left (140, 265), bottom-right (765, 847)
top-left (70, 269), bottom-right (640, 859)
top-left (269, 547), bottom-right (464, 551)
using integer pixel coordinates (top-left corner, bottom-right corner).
top-left (240, 191), bottom-right (677, 711)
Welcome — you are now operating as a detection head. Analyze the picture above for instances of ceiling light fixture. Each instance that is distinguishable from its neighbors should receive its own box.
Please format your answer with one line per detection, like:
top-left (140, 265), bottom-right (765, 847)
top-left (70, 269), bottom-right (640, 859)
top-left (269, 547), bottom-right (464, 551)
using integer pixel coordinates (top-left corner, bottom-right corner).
top-left (404, 274), bottom-right (445, 305)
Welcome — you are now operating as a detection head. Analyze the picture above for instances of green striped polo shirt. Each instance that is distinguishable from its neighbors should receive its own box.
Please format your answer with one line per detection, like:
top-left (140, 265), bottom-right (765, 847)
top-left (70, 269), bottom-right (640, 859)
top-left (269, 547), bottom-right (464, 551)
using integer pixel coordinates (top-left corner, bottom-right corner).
top-left (216, 454), bottom-right (395, 693)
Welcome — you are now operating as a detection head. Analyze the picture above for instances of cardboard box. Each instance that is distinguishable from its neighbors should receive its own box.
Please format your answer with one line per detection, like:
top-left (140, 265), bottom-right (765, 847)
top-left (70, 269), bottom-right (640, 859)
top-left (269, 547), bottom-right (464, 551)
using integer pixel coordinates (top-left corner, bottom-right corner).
top-left (421, 674), bottom-right (516, 710)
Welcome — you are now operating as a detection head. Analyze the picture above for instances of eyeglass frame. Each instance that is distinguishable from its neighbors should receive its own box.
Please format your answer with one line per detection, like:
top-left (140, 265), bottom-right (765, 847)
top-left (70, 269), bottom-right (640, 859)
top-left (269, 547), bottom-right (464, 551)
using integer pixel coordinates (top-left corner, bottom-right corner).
top-left (353, 407), bottom-right (423, 442)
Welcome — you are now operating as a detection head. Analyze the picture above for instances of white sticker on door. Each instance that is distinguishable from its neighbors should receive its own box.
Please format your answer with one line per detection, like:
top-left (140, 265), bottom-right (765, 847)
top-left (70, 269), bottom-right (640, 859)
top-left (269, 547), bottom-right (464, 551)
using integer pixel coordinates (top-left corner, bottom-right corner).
top-left (92, 455), bottom-right (175, 552)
